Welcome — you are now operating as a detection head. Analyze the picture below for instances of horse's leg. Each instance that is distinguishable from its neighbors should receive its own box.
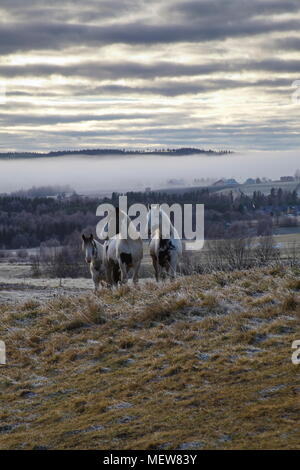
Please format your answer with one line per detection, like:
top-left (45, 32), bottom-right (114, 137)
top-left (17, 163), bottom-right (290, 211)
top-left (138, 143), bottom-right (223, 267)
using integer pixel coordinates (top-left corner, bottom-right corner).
top-left (151, 255), bottom-right (160, 282)
top-left (132, 260), bottom-right (141, 285)
top-left (93, 273), bottom-right (100, 292)
top-left (105, 262), bottom-right (113, 288)
top-left (113, 263), bottom-right (121, 286)
top-left (169, 252), bottom-right (177, 280)
top-left (90, 265), bottom-right (98, 292)
top-left (119, 262), bottom-right (128, 284)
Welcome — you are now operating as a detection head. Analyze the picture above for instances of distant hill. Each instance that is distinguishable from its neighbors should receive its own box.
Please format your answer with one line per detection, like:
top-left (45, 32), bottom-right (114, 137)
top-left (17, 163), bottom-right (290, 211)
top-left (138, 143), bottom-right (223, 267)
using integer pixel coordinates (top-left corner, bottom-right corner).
top-left (0, 147), bottom-right (233, 159)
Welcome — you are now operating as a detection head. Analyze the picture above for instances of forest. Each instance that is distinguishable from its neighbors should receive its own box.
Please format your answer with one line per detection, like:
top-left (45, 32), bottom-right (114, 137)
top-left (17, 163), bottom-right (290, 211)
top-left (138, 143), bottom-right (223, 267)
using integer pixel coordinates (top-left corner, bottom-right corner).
top-left (0, 186), bottom-right (299, 250)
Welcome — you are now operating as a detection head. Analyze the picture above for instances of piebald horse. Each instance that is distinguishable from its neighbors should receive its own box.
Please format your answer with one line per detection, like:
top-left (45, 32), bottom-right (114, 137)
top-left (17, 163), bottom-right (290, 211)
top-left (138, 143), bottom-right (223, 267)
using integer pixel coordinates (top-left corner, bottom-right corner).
top-left (147, 205), bottom-right (182, 281)
top-left (100, 207), bottom-right (143, 285)
top-left (81, 233), bottom-right (107, 292)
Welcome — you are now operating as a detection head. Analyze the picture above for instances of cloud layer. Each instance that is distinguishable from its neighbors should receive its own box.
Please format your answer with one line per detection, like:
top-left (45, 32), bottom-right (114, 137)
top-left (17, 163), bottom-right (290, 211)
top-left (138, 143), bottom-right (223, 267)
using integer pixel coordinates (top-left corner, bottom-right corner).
top-left (0, 0), bottom-right (300, 151)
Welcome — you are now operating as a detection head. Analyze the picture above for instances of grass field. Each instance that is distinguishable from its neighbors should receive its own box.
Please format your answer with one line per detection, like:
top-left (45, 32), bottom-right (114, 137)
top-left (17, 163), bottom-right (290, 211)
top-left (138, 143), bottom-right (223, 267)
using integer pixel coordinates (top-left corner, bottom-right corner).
top-left (0, 266), bottom-right (299, 449)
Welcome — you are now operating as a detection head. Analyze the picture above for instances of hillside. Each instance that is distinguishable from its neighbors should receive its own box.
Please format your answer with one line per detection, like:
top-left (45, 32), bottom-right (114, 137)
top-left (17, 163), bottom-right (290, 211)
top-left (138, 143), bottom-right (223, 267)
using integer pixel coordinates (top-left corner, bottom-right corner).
top-left (0, 266), bottom-right (299, 450)
top-left (0, 147), bottom-right (232, 160)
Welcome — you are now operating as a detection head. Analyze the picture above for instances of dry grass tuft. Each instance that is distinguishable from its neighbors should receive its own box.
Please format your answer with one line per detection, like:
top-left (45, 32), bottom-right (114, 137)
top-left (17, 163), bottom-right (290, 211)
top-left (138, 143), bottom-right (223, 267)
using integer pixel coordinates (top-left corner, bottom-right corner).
top-left (137, 298), bottom-right (190, 325)
top-left (286, 279), bottom-right (300, 291)
top-left (282, 294), bottom-right (299, 312)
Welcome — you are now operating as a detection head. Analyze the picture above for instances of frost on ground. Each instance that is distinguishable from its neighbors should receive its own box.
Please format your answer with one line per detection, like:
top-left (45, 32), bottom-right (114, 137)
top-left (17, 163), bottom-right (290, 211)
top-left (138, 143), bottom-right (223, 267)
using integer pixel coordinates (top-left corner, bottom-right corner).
top-left (0, 260), bottom-right (153, 304)
top-left (0, 262), bottom-right (91, 304)
top-left (0, 266), bottom-right (299, 450)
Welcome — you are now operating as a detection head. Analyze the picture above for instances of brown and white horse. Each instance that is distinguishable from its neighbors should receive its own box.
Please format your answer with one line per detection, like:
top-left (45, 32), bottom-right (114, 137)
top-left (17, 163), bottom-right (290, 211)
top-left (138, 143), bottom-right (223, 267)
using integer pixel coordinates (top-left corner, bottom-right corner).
top-left (99, 208), bottom-right (143, 285)
top-left (147, 205), bottom-right (182, 281)
top-left (81, 233), bottom-right (107, 292)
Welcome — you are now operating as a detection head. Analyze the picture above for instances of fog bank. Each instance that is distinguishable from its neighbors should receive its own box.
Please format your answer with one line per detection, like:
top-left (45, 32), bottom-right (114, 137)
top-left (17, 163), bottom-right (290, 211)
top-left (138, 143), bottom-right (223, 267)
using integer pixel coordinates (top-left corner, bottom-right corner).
top-left (0, 150), bottom-right (299, 195)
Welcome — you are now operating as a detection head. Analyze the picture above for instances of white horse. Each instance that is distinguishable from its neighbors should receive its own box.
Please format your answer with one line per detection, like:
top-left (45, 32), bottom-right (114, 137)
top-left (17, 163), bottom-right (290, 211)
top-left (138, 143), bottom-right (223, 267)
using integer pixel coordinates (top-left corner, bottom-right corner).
top-left (81, 233), bottom-right (107, 292)
top-left (100, 208), bottom-right (143, 285)
top-left (147, 205), bottom-right (182, 281)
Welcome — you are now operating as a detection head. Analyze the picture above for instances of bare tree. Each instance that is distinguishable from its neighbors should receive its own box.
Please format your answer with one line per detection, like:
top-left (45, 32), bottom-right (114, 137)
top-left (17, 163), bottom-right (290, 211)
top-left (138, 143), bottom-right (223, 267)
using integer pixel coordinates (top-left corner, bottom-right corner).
top-left (30, 255), bottom-right (41, 278)
top-left (256, 216), bottom-right (273, 236)
top-left (254, 235), bottom-right (279, 265)
top-left (285, 241), bottom-right (300, 267)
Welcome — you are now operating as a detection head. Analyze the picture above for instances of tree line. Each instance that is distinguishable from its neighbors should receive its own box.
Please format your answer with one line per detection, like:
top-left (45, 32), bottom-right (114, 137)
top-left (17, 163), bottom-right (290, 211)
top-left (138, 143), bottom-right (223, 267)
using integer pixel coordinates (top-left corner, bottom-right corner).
top-left (0, 147), bottom-right (232, 159)
top-left (0, 186), bottom-right (299, 250)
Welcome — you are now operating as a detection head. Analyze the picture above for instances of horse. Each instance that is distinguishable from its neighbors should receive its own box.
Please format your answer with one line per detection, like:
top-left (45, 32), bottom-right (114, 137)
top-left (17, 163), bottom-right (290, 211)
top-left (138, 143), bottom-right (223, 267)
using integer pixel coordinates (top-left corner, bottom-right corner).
top-left (147, 205), bottom-right (182, 281)
top-left (103, 237), bottom-right (122, 287)
top-left (81, 233), bottom-right (107, 292)
top-left (99, 207), bottom-right (143, 285)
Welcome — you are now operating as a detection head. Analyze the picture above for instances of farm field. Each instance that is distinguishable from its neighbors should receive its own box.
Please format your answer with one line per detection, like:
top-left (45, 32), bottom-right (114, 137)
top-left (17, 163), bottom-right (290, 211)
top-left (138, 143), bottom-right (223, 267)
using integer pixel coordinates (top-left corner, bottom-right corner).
top-left (238, 181), bottom-right (300, 196)
top-left (0, 266), bottom-right (299, 449)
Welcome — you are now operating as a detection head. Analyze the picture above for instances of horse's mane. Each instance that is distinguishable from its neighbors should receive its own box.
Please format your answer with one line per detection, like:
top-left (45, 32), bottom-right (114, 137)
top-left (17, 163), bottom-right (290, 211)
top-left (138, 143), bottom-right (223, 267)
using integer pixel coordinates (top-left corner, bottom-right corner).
top-left (93, 237), bottom-right (104, 252)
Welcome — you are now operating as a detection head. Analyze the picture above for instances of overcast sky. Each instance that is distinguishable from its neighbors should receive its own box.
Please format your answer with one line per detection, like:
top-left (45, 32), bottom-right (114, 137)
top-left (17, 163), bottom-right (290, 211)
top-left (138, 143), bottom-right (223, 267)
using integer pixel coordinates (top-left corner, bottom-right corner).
top-left (0, 0), bottom-right (300, 152)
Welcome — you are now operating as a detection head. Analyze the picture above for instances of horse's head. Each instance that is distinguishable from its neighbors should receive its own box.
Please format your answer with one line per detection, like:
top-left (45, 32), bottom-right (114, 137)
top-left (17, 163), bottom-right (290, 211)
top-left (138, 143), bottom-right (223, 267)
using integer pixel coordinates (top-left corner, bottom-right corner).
top-left (147, 205), bottom-right (177, 239)
top-left (82, 233), bottom-right (97, 264)
top-left (147, 204), bottom-right (158, 236)
top-left (147, 204), bottom-right (167, 237)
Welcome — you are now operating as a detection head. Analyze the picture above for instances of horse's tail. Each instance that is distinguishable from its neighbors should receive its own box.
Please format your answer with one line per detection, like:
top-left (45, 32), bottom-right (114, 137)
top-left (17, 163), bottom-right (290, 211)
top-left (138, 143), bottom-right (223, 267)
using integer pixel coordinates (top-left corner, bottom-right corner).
top-left (113, 263), bottom-right (121, 284)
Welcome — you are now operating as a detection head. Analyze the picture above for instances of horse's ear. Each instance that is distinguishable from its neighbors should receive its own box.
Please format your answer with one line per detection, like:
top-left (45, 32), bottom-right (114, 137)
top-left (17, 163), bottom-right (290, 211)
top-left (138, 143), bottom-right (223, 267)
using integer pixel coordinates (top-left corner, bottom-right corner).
top-left (82, 234), bottom-right (86, 241)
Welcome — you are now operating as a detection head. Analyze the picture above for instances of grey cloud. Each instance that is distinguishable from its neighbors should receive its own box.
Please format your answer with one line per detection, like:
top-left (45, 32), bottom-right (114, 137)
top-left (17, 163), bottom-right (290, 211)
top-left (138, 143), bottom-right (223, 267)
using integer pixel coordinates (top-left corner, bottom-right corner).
top-left (0, 16), bottom-right (300, 54)
top-left (0, 112), bottom-right (153, 126)
top-left (84, 78), bottom-right (292, 97)
top-left (172, 0), bottom-right (300, 20)
top-left (4, 75), bottom-right (293, 100)
top-left (0, 61), bottom-right (224, 79)
top-left (0, 58), bottom-right (299, 82)
top-left (273, 37), bottom-right (300, 51)
top-left (1, 0), bottom-right (141, 22)
top-left (10, 124), bottom-right (299, 151)
top-left (1, 123), bottom-right (299, 152)
top-left (250, 59), bottom-right (300, 73)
